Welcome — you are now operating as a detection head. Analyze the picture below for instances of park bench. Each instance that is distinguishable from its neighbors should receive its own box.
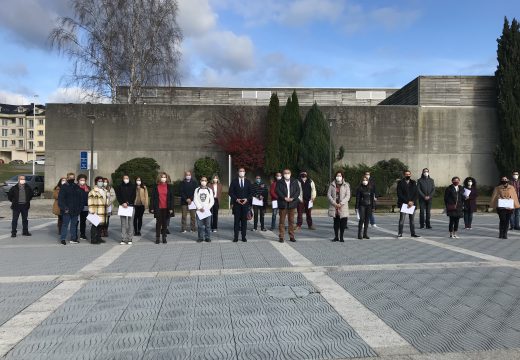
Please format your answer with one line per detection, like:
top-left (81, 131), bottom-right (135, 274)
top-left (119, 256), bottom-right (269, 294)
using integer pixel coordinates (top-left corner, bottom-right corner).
top-left (375, 197), bottom-right (397, 212)
top-left (476, 198), bottom-right (491, 212)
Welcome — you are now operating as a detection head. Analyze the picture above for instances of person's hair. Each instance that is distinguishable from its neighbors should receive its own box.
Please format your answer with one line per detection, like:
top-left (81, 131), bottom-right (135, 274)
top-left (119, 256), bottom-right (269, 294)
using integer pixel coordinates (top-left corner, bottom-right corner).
top-left (422, 168), bottom-right (429, 172)
top-left (403, 169), bottom-right (411, 174)
top-left (451, 176), bottom-right (460, 182)
top-left (282, 168), bottom-right (291, 173)
top-left (212, 174), bottom-right (219, 182)
top-left (334, 171), bottom-right (344, 178)
top-left (66, 172), bottom-right (75, 178)
top-left (54, 177), bottom-right (66, 190)
top-left (157, 172), bottom-right (169, 184)
top-left (238, 167), bottom-right (245, 172)
top-left (122, 174), bottom-right (129, 179)
top-left (463, 177), bottom-right (476, 187)
top-left (135, 176), bottom-right (144, 188)
top-left (364, 171), bottom-right (371, 175)
top-left (103, 178), bottom-right (109, 183)
top-left (94, 176), bottom-right (104, 183)
top-left (77, 174), bottom-right (87, 181)
top-left (513, 170), bottom-right (519, 174)
top-left (200, 176), bottom-right (208, 181)
top-left (500, 175), bottom-right (509, 182)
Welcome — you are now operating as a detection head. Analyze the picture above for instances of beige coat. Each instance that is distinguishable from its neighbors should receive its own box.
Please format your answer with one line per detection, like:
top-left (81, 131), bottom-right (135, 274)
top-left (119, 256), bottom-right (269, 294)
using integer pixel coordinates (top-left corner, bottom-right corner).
top-left (490, 184), bottom-right (520, 210)
top-left (88, 186), bottom-right (108, 225)
top-left (135, 186), bottom-right (149, 209)
top-left (52, 188), bottom-right (61, 216)
top-left (327, 181), bottom-right (351, 218)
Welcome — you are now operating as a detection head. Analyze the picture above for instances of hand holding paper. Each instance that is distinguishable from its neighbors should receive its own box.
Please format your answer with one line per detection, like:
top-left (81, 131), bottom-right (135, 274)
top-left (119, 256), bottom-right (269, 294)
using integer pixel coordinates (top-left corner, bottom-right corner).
top-left (400, 204), bottom-right (416, 214)
top-left (87, 213), bottom-right (101, 227)
top-left (196, 208), bottom-right (212, 220)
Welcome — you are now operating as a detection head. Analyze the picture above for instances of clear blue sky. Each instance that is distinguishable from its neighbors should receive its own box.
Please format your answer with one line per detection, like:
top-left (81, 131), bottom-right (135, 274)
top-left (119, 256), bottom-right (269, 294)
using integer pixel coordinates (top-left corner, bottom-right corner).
top-left (0, 0), bottom-right (518, 103)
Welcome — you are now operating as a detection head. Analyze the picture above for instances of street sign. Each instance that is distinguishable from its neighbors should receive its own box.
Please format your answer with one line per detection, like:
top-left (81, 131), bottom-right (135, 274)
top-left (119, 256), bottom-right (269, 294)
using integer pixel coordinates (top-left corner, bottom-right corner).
top-left (80, 151), bottom-right (98, 170)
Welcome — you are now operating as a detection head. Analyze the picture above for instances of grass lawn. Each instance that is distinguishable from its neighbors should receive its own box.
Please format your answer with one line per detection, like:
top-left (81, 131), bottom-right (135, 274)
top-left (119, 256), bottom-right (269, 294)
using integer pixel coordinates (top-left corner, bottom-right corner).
top-left (0, 164), bottom-right (44, 183)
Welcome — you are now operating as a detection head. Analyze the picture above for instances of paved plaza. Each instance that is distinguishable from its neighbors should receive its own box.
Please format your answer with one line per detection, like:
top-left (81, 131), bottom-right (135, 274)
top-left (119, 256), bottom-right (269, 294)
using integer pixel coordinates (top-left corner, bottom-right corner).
top-left (1, 211), bottom-right (520, 360)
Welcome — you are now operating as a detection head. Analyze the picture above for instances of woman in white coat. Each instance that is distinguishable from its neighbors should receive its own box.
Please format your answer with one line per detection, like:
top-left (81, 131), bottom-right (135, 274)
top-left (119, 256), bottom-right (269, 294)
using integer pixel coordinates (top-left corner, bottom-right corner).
top-left (328, 171), bottom-right (351, 242)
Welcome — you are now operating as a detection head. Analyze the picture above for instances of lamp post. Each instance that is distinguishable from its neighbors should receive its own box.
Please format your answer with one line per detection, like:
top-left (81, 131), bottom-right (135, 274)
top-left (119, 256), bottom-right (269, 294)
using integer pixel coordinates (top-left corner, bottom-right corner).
top-left (32, 95), bottom-right (38, 175)
top-left (328, 115), bottom-right (336, 182)
top-left (87, 114), bottom-right (96, 188)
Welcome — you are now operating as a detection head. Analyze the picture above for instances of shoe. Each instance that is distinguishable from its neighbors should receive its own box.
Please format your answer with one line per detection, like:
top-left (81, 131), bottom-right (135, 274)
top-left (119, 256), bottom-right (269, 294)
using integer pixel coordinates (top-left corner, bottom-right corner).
top-left (128, 241), bottom-right (132, 245)
top-left (411, 234), bottom-right (421, 238)
top-left (166, 229), bottom-right (170, 234)
top-left (261, 228), bottom-right (267, 232)
top-left (510, 226), bottom-right (514, 230)
top-left (181, 230), bottom-right (187, 233)
top-left (289, 238), bottom-right (296, 242)
top-left (98, 239), bottom-right (106, 243)
top-left (372, 224), bottom-right (378, 228)
top-left (205, 239), bottom-right (211, 242)
top-left (504, 235), bottom-right (508, 239)
top-left (426, 226), bottom-right (432, 229)
top-left (363, 235), bottom-right (370, 239)
top-left (357, 235), bottom-right (362, 240)
top-left (339, 238), bottom-right (344, 242)
top-left (420, 226), bottom-right (424, 229)
top-left (252, 228), bottom-right (257, 232)
top-left (155, 237), bottom-right (160, 244)
top-left (449, 233), bottom-right (453, 238)
top-left (453, 234), bottom-right (459, 239)
top-left (120, 241), bottom-right (127, 245)
top-left (241, 238), bottom-right (247, 242)
top-left (397, 233), bottom-right (403, 238)
top-left (309, 226), bottom-right (316, 230)
top-left (22, 232), bottom-right (31, 236)
top-left (233, 238), bottom-right (238, 242)
top-left (332, 237), bottom-right (338, 242)
top-left (162, 239), bottom-right (167, 244)
top-left (279, 238), bottom-right (284, 243)
top-left (80, 235), bottom-right (87, 240)
top-left (70, 240), bottom-right (79, 244)
top-left (91, 240), bottom-right (100, 245)
top-left (61, 240), bottom-right (66, 245)
top-left (197, 239), bottom-right (203, 243)
top-left (11, 233), bottom-right (16, 238)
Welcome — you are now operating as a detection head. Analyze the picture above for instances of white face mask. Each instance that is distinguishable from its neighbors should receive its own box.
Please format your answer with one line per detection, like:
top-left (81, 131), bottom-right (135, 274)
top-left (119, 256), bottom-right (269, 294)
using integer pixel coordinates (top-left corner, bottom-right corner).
top-left (136, 181), bottom-right (141, 186)
top-left (423, 172), bottom-right (429, 177)
top-left (276, 176), bottom-right (282, 181)
top-left (185, 175), bottom-right (191, 181)
top-left (79, 180), bottom-right (86, 186)
top-left (61, 180), bottom-right (66, 185)
top-left (238, 171), bottom-right (245, 178)
top-left (201, 181), bottom-right (207, 187)
top-left (160, 177), bottom-right (167, 183)
top-left (19, 179), bottom-right (26, 185)
top-left (123, 179), bottom-right (129, 184)
top-left (365, 175), bottom-right (370, 179)
top-left (283, 174), bottom-right (291, 180)
top-left (213, 178), bottom-right (218, 183)
top-left (103, 182), bottom-right (108, 187)
top-left (514, 175), bottom-right (519, 180)
top-left (336, 176), bottom-right (343, 183)
top-left (362, 180), bottom-right (368, 186)
top-left (467, 181), bottom-right (473, 187)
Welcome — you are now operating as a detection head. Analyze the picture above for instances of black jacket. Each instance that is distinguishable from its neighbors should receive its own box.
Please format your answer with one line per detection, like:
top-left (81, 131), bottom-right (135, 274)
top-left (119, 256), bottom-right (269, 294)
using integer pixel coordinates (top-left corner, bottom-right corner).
top-left (150, 184), bottom-right (175, 217)
top-left (229, 178), bottom-right (252, 210)
top-left (251, 181), bottom-right (268, 207)
top-left (397, 178), bottom-right (418, 207)
top-left (180, 180), bottom-right (197, 205)
top-left (355, 185), bottom-right (376, 209)
top-left (8, 184), bottom-right (33, 209)
top-left (417, 176), bottom-right (435, 201)
top-left (58, 182), bottom-right (83, 216)
top-left (116, 182), bottom-right (137, 206)
top-left (275, 178), bottom-right (301, 209)
top-left (444, 185), bottom-right (464, 218)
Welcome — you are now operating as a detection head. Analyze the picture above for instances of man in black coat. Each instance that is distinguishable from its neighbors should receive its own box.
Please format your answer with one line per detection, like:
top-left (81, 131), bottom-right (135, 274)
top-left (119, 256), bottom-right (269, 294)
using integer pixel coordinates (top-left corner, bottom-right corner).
top-left (8, 175), bottom-right (33, 237)
top-left (228, 167), bottom-right (252, 242)
top-left (397, 170), bottom-right (420, 238)
top-left (275, 168), bottom-right (301, 243)
top-left (115, 174), bottom-right (136, 244)
top-left (417, 168), bottom-right (435, 229)
top-left (58, 172), bottom-right (83, 245)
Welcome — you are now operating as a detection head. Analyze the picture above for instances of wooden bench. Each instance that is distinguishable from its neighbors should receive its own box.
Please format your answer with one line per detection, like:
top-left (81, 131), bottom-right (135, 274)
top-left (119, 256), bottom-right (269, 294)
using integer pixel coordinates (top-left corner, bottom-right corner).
top-left (375, 197), bottom-right (397, 212)
top-left (476, 199), bottom-right (491, 212)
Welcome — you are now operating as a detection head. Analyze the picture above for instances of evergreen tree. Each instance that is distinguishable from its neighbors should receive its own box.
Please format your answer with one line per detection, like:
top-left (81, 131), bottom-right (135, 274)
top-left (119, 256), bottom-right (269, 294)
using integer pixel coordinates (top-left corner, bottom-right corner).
top-left (279, 90), bottom-right (302, 172)
top-left (264, 93), bottom-right (281, 174)
top-left (495, 17), bottom-right (520, 175)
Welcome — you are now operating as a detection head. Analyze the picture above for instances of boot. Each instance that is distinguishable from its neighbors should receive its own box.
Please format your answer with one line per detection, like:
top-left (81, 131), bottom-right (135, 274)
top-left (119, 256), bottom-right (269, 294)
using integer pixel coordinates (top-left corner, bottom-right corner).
top-left (357, 228), bottom-right (363, 240)
top-left (363, 230), bottom-right (369, 239)
top-left (162, 234), bottom-right (167, 244)
top-left (155, 236), bottom-right (160, 244)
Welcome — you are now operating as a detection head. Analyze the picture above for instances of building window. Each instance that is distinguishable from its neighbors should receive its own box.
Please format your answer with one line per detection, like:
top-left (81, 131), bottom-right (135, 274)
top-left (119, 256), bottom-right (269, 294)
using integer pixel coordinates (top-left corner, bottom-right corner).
top-left (28, 119), bottom-right (34, 128)
top-left (28, 130), bottom-right (34, 139)
top-left (38, 141), bottom-right (44, 147)
top-left (28, 141), bottom-right (34, 150)
top-left (1, 140), bottom-right (7, 148)
top-left (38, 130), bottom-right (44, 136)
top-left (18, 140), bottom-right (23, 148)
top-left (1, 129), bottom-right (7, 137)
top-left (1, 119), bottom-right (8, 126)
top-left (11, 129), bottom-right (15, 135)
top-left (17, 118), bottom-right (24, 126)
top-left (11, 140), bottom-right (15, 146)
top-left (38, 119), bottom-right (44, 125)
top-left (18, 129), bottom-right (23, 137)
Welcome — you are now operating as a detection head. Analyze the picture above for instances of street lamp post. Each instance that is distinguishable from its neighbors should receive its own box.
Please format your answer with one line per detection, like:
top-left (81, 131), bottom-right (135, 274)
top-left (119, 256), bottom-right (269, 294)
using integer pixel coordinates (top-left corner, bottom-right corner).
top-left (329, 116), bottom-right (336, 182)
top-left (32, 95), bottom-right (38, 175)
top-left (87, 115), bottom-right (96, 188)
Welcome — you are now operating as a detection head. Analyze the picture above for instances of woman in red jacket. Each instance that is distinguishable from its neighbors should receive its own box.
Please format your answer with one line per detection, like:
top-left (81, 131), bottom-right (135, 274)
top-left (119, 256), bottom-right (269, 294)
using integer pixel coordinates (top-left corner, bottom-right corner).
top-left (270, 172), bottom-right (282, 231)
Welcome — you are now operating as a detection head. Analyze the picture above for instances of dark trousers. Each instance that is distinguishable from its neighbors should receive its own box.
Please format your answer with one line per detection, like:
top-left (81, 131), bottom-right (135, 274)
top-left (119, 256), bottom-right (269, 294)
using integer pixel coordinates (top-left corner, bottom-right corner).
top-left (253, 205), bottom-right (265, 230)
top-left (57, 215), bottom-right (63, 235)
top-left (61, 213), bottom-right (79, 241)
top-left (448, 216), bottom-right (460, 232)
top-left (79, 211), bottom-right (88, 237)
top-left (419, 200), bottom-right (432, 227)
top-left (358, 206), bottom-right (372, 237)
top-left (271, 207), bottom-right (278, 230)
top-left (463, 210), bottom-right (474, 228)
top-left (233, 204), bottom-right (249, 240)
top-left (211, 199), bottom-right (219, 230)
top-left (134, 205), bottom-right (145, 233)
top-left (333, 215), bottom-right (348, 240)
top-left (297, 200), bottom-right (313, 227)
top-left (12, 203), bottom-right (29, 234)
top-left (91, 224), bottom-right (102, 243)
top-left (156, 209), bottom-right (169, 237)
top-left (510, 208), bottom-right (520, 229)
top-left (498, 209), bottom-right (512, 237)
top-left (398, 212), bottom-right (416, 235)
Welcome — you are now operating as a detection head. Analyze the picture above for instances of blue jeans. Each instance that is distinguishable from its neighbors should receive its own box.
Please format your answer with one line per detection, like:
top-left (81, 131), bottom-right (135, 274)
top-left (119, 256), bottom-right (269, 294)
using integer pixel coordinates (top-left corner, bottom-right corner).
top-left (510, 208), bottom-right (520, 229)
top-left (197, 215), bottom-right (211, 240)
top-left (271, 208), bottom-right (278, 229)
top-left (369, 211), bottom-right (376, 225)
top-left (464, 210), bottom-right (474, 228)
top-left (61, 213), bottom-right (79, 241)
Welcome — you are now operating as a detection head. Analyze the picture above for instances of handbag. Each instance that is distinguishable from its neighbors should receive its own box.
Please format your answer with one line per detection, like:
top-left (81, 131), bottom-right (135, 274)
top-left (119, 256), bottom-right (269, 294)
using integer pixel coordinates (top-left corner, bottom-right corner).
top-left (447, 203), bottom-right (457, 211)
top-left (246, 208), bottom-right (253, 220)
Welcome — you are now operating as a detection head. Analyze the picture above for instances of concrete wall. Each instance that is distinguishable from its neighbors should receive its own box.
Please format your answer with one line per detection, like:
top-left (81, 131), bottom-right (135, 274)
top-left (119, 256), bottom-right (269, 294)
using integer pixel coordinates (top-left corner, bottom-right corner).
top-left (45, 102), bottom-right (499, 191)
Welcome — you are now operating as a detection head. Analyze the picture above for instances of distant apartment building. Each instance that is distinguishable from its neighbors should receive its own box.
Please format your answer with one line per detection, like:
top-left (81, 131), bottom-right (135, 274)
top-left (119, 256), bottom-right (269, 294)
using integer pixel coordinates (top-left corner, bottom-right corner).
top-left (0, 103), bottom-right (45, 163)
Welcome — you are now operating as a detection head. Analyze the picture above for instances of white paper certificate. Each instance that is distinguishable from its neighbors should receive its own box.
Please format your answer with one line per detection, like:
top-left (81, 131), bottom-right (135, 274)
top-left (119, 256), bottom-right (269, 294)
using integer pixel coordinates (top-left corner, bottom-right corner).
top-left (118, 205), bottom-right (134, 217)
top-left (196, 208), bottom-right (212, 220)
top-left (87, 213), bottom-right (101, 227)
top-left (252, 197), bottom-right (264, 206)
top-left (400, 204), bottom-right (416, 214)
top-left (463, 189), bottom-right (471, 198)
top-left (272, 200), bottom-right (278, 209)
top-left (498, 198), bottom-right (514, 209)
top-left (188, 202), bottom-right (197, 210)
top-left (308, 200), bottom-right (314, 209)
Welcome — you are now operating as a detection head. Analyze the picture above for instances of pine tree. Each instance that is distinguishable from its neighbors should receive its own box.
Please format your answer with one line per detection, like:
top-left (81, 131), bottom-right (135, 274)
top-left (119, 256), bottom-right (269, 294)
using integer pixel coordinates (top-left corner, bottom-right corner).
top-left (279, 90), bottom-right (302, 172)
top-left (264, 93), bottom-right (281, 175)
top-left (495, 17), bottom-right (520, 175)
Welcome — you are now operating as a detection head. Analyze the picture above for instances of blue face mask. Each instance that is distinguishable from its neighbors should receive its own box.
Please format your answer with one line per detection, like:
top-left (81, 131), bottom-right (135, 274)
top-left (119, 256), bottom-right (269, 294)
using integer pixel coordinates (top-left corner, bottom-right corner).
top-left (255, 179), bottom-right (261, 184)
top-left (97, 181), bottom-right (104, 187)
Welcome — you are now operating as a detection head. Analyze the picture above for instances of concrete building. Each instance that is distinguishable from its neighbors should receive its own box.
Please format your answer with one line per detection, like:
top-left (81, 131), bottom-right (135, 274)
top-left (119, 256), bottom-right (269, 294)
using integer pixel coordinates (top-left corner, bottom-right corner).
top-left (44, 76), bottom-right (499, 191)
top-left (0, 104), bottom-right (46, 163)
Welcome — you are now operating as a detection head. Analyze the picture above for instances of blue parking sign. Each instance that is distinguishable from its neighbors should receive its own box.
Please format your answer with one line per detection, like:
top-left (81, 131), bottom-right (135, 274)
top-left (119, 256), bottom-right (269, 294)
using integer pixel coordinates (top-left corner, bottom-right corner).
top-left (80, 151), bottom-right (88, 170)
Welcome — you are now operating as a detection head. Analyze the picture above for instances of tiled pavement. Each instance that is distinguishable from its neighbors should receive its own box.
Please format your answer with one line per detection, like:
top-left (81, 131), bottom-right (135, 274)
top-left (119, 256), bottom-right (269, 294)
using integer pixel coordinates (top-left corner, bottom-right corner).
top-left (1, 212), bottom-right (520, 359)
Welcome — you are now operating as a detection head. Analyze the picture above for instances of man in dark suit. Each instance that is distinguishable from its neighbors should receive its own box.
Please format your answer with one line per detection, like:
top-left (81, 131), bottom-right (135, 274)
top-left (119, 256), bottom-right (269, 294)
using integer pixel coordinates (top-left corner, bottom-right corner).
top-left (275, 168), bottom-right (301, 243)
top-left (397, 169), bottom-right (420, 238)
top-left (228, 167), bottom-right (252, 242)
top-left (8, 175), bottom-right (33, 237)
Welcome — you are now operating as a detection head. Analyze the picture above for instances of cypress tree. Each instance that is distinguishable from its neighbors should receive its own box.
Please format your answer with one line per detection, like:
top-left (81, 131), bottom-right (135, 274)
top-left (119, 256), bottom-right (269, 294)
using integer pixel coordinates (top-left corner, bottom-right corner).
top-left (279, 90), bottom-right (302, 172)
top-left (264, 93), bottom-right (281, 174)
top-left (495, 17), bottom-right (520, 175)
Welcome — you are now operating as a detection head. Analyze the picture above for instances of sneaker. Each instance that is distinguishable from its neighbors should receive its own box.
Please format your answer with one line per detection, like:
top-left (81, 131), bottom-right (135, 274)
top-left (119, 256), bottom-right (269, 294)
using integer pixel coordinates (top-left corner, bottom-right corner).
top-left (252, 228), bottom-right (257, 232)
top-left (261, 228), bottom-right (267, 232)
top-left (197, 239), bottom-right (203, 243)
top-left (289, 238), bottom-right (296, 242)
top-left (453, 234), bottom-right (459, 239)
top-left (80, 235), bottom-right (87, 240)
top-left (372, 224), bottom-right (378, 228)
top-left (308, 226), bottom-right (316, 230)
top-left (120, 241), bottom-right (127, 245)
top-left (397, 233), bottom-right (403, 238)
top-left (279, 238), bottom-right (284, 243)
top-left (181, 230), bottom-right (187, 233)
top-left (128, 241), bottom-right (132, 245)
top-left (22, 232), bottom-right (32, 236)
top-left (11, 233), bottom-right (16, 238)
top-left (60, 240), bottom-right (66, 245)
top-left (69, 240), bottom-right (79, 244)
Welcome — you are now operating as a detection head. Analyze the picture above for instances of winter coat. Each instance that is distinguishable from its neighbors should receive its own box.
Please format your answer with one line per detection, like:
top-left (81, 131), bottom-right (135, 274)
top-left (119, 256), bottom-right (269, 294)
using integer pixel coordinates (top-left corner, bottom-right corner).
top-left (229, 178), bottom-right (253, 214)
top-left (194, 187), bottom-right (215, 210)
top-left (299, 178), bottom-right (317, 201)
top-left (58, 182), bottom-right (84, 216)
top-left (327, 181), bottom-right (351, 218)
top-left (88, 186), bottom-right (108, 225)
top-left (8, 184), bottom-right (33, 209)
top-left (52, 187), bottom-right (61, 216)
top-left (135, 186), bottom-right (149, 209)
top-left (79, 185), bottom-right (90, 209)
top-left (210, 183), bottom-right (222, 202)
top-left (116, 182), bottom-right (136, 206)
top-left (251, 181), bottom-right (268, 208)
top-left (490, 184), bottom-right (520, 211)
top-left (417, 176), bottom-right (435, 202)
top-left (105, 187), bottom-right (116, 214)
top-left (355, 185), bottom-right (375, 210)
top-left (180, 180), bottom-right (198, 205)
top-left (463, 186), bottom-right (478, 213)
top-left (444, 185), bottom-right (464, 218)
top-left (150, 184), bottom-right (175, 217)
top-left (275, 178), bottom-right (301, 209)
top-left (269, 181), bottom-right (278, 201)
top-left (396, 179), bottom-right (418, 207)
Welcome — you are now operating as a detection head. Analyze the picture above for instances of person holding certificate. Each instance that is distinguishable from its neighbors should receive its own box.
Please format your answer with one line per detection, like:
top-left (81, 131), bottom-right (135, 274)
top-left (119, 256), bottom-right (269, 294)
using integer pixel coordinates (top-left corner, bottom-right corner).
top-left (297, 171), bottom-right (317, 231)
top-left (251, 175), bottom-right (268, 232)
top-left (150, 172), bottom-right (174, 244)
top-left (355, 176), bottom-right (376, 240)
top-left (490, 176), bottom-right (520, 239)
top-left (229, 167), bottom-right (252, 242)
top-left (327, 171), bottom-right (350, 242)
top-left (444, 177), bottom-right (464, 238)
top-left (194, 177), bottom-right (214, 242)
top-left (397, 170), bottom-right (420, 238)
top-left (269, 173), bottom-right (282, 231)
top-left (88, 177), bottom-right (108, 244)
top-left (115, 175), bottom-right (136, 245)
top-left (463, 177), bottom-right (478, 229)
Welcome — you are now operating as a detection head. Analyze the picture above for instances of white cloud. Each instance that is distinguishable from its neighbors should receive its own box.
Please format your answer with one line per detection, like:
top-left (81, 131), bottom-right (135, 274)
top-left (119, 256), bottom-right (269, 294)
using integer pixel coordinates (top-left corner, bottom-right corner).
top-left (46, 87), bottom-right (109, 104)
top-left (177, 0), bottom-right (218, 37)
top-left (0, 90), bottom-right (31, 105)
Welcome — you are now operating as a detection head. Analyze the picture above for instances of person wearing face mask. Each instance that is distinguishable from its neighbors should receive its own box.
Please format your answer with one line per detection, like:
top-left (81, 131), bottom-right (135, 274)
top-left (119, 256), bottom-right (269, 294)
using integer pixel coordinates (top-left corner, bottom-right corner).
top-left (510, 171), bottom-right (520, 230)
top-left (88, 176), bottom-right (108, 244)
top-left (328, 171), bottom-right (351, 242)
top-left (397, 170), bottom-right (420, 238)
top-left (296, 171), bottom-right (317, 231)
top-left (490, 176), bottom-right (520, 239)
top-left (57, 172), bottom-right (83, 245)
top-left (115, 175), bottom-right (136, 245)
top-left (276, 169), bottom-right (301, 243)
top-left (150, 172), bottom-right (174, 244)
top-left (77, 174), bottom-right (90, 240)
top-left (180, 171), bottom-right (198, 233)
top-left (53, 177), bottom-right (67, 235)
top-left (270, 173), bottom-right (282, 231)
top-left (417, 168), bottom-right (435, 229)
top-left (444, 177), bottom-right (464, 238)
top-left (463, 177), bottom-right (478, 229)
top-left (8, 175), bottom-right (33, 238)
top-left (210, 175), bottom-right (222, 232)
top-left (355, 176), bottom-right (376, 240)
top-left (364, 171), bottom-right (378, 228)
top-left (102, 178), bottom-right (116, 238)
top-left (133, 177), bottom-right (149, 236)
top-left (229, 167), bottom-right (252, 242)
top-left (251, 175), bottom-right (268, 231)
top-left (194, 176), bottom-right (215, 242)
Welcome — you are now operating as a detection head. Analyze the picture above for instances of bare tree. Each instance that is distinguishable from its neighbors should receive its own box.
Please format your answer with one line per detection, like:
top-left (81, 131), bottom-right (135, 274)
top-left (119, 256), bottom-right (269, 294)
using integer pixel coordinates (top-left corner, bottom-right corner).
top-left (50, 0), bottom-right (183, 103)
